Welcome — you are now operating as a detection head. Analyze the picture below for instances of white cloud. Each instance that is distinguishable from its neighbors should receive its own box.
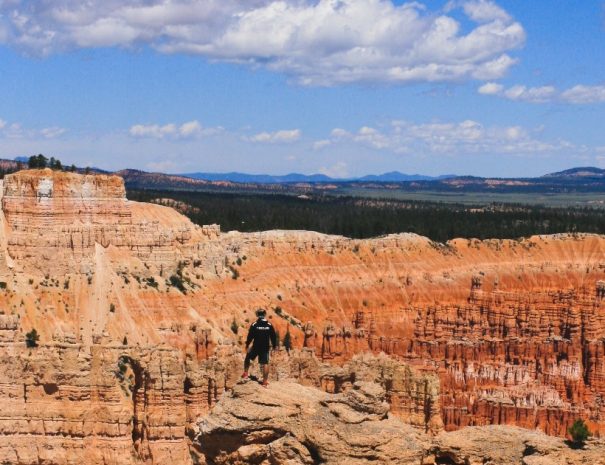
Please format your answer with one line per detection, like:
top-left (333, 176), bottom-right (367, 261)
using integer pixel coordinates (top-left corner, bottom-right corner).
top-left (0, 0), bottom-right (525, 86)
top-left (461, 0), bottom-right (511, 22)
top-left (129, 120), bottom-right (219, 139)
top-left (249, 129), bottom-right (301, 143)
top-left (560, 85), bottom-right (605, 104)
top-left (503, 85), bottom-right (556, 103)
top-left (313, 139), bottom-right (331, 150)
top-left (178, 120), bottom-right (202, 137)
top-left (40, 127), bottom-right (67, 138)
top-left (330, 128), bottom-right (350, 138)
top-left (354, 126), bottom-right (393, 150)
top-left (0, 117), bottom-right (598, 177)
top-left (129, 123), bottom-right (177, 139)
top-left (0, 118), bottom-right (66, 139)
top-left (478, 82), bottom-right (503, 95)
top-left (319, 119), bottom-right (570, 156)
top-left (478, 82), bottom-right (605, 104)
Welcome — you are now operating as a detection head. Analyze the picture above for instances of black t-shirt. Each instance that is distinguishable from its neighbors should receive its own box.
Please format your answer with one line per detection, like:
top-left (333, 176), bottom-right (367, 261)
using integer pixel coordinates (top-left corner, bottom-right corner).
top-left (246, 318), bottom-right (277, 351)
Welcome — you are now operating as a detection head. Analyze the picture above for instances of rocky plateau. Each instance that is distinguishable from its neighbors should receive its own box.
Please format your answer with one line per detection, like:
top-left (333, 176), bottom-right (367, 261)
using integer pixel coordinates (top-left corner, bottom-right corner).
top-left (0, 169), bottom-right (605, 464)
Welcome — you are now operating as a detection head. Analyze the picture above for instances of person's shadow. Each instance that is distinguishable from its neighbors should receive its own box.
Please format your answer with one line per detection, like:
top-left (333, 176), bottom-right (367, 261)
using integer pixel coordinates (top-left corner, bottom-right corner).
top-left (248, 374), bottom-right (267, 385)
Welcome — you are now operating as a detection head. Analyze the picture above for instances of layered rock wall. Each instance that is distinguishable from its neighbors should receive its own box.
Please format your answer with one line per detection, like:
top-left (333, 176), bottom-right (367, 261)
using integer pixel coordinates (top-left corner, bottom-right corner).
top-left (194, 380), bottom-right (605, 465)
top-left (0, 336), bottom-right (432, 465)
top-left (205, 234), bottom-right (605, 437)
top-left (0, 339), bottom-right (244, 465)
top-left (1, 169), bottom-right (212, 275)
top-left (1, 170), bottom-right (605, 463)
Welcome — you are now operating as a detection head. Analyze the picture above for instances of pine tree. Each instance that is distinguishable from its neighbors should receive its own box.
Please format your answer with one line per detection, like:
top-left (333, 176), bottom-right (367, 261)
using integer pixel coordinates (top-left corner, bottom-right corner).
top-left (568, 419), bottom-right (591, 446)
top-left (28, 154), bottom-right (48, 169)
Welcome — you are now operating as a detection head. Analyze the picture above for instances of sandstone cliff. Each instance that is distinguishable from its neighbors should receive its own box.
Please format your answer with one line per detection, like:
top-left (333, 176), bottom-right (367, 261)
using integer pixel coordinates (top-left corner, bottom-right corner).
top-left (194, 379), bottom-right (605, 465)
top-left (194, 379), bottom-right (429, 465)
top-left (1, 169), bottom-right (605, 463)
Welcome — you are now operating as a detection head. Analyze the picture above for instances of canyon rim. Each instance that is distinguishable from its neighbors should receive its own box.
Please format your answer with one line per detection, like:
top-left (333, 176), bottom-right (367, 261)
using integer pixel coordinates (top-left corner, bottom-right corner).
top-left (0, 169), bottom-right (603, 463)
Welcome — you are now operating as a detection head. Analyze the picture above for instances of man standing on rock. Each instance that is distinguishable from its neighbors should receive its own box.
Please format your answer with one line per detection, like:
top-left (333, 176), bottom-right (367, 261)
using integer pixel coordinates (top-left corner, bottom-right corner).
top-left (242, 309), bottom-right (277, 387)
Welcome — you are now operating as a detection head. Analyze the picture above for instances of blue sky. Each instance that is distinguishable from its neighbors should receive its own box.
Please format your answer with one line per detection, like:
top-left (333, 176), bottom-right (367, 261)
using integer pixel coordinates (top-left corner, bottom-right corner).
top-left (0, 0), bottom-right (604, 177)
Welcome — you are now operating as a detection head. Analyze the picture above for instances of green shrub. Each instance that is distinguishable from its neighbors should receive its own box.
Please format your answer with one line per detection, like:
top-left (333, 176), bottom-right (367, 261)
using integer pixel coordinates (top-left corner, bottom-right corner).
top-left (230, 318), bottom-right (238, 335)
top-left (169, 274), bottom-right (186, 293)
top-left (568, 419), bottom-right (591, 445)
top-left (25, 329), bottom-right (40, 348)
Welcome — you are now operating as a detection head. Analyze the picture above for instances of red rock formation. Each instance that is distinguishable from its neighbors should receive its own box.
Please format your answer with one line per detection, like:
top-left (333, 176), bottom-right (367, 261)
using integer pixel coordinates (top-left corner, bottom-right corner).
top-left (1, 169), bottom-right (605, 463)
top-left (210, 234), bottom-right (605, 437)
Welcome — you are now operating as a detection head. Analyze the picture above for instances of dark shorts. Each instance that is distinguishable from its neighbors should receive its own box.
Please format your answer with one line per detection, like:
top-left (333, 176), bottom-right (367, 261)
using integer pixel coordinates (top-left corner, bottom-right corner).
top-left (246, 347), bottom-right (270, 365)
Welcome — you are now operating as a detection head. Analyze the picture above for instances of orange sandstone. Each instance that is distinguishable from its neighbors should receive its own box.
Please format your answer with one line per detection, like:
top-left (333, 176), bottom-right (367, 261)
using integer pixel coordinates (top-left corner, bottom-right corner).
top-left (0, 169), bottom-right (604, 463)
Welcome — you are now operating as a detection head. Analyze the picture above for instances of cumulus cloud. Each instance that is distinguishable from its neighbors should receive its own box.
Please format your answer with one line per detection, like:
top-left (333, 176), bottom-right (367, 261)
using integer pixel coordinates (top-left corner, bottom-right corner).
top-left (129, 123), bottom-right (177, 139)
top-left (478, 82), bottom-right (503, 95)
top-left (0, 0), bottom-right (525, 85)
top-left (503, 85), bottom-right (557, 103)
top-left (560, 85), bottom-right (605, 104)
top-left (478, 82), bottom-right (605, 104)
top-left (249, 129), bottom-right (301, 143)
top-left (0, 118), bottom-right (66, 139)
top-left (315, 119), bottom-right (570, 156)
top-left (129, 120), bottom-right (219, 139)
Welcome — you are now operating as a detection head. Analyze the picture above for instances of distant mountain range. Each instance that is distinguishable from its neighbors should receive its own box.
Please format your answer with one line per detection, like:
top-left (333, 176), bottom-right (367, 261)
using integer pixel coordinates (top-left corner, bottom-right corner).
top-left (7, 156), bottom-right (605, 195)
top-left (182, 170), bottom-right (456, 183)
top-left (115, 165), bottom-right (605, 195)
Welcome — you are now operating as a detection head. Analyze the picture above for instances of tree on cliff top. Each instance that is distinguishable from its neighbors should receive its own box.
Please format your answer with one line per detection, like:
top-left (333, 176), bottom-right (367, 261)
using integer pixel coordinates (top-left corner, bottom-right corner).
top-left (28, 154), bottom-right (48, 169)
top-left (49, 157), bottom-right (62, 170)
top-left (568, 419), bottom-right (591, 447)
